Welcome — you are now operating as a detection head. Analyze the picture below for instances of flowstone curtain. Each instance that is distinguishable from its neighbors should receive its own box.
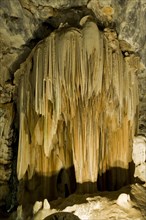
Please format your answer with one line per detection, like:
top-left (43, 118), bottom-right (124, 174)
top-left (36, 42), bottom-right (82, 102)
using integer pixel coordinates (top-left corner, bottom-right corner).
top-left (15, 19), bottom-right (139, 195)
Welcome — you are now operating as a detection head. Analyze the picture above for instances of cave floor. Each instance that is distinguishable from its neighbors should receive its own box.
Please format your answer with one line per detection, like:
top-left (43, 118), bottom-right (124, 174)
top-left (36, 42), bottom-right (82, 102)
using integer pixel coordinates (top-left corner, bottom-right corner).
top-left (4, 183), bottom-right (146, 220)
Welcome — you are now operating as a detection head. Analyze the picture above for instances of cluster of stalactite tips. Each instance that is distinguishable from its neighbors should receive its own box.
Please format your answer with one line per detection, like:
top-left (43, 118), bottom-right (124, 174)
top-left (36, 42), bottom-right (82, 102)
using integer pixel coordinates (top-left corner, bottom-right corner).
top-left (14, 16), bottom-right (140, 204)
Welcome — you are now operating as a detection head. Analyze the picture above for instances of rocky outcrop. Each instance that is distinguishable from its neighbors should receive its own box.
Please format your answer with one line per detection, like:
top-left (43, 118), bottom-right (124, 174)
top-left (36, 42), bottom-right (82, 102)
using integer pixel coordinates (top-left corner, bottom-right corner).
top-left (33, 201), bottom-right (43, 215)
top-left (0, 102), bottom-right (15, 206)
top-left (0, 0), bottom-right (89, 86)
top-left (132, 136), bottom-right (146, 183)
top-left (88, 0), bottom-right (146, 135)
top-left (111, 0), bottom-right (146, 135)
top-left (116, 193), bottom-right (131, 209)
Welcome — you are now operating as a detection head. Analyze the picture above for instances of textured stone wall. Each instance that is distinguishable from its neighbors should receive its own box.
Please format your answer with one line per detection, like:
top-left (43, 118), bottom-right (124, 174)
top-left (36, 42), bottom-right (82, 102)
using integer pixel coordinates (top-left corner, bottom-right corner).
top-left (0, 0), bottom-right (145, 210)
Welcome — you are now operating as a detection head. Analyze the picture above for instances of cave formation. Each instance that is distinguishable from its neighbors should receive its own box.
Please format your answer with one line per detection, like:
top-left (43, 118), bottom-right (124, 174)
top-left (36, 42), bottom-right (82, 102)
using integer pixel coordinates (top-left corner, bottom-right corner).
top-left (13, 15), bottom-right (140, 206)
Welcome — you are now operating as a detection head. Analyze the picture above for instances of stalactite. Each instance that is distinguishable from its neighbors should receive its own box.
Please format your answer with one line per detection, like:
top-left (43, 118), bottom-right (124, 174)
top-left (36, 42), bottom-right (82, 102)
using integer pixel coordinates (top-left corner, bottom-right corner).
top-left (15, 18), bottom-right (139, 199)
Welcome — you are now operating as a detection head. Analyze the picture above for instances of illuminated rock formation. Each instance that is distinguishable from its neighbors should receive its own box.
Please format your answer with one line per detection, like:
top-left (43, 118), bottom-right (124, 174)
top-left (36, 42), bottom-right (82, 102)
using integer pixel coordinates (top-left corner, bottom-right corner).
top-left (132, 136), bottom-right (146, 182)
top-left (14, 18), bottom-right (139, 203)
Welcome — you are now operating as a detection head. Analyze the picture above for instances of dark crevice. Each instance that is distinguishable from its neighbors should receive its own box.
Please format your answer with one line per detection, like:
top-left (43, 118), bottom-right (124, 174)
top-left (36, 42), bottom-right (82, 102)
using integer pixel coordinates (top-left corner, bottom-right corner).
top-left (5, 104), bottom-right (19, 214)
top-left (43, 212), bottom-right (81, 220)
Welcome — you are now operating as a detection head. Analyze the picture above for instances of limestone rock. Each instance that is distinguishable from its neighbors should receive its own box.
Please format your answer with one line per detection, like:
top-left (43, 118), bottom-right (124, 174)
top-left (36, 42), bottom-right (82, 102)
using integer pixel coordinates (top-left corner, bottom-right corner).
top-left (111, 0), bottom-right (146, 135)
top-left (0, 142), bottom-right (12, 165)
top-left (0, 104), bottom-right (14, 141)
top-left (113, 0), bottom-right (146, 59)
top-left (138, 69), bottom-right (146, 135)
top-left (119, 40), bottom-right (134, 53)
top-left (132, 136), bottom-right (146, 166)
top-left (0, 103), bottom-right (14, 205)
top-left (0, 104), bottom-right (14, 168)
top-left (0, 85), bottom-right (13, 104)
top-left (88, 0), bottom-right (146, 135)
top-left (0, 0), bottom-right (87, 86)
top-left (135, 164), bottom-right (146, 183)
top-left (33, 201), bottom-right (43, 215)
top-left (43, 199), bottom-right (50, 210)
top-left (20, 0), bottom-right (88, 9)
top-left (16, 205), bottom-right (23, 220)
top-left (87, 0), bottom-right (114, 22)
top-left (116, 193), bottom-right (132, 209)
top-left (132, 136), bottom-right (146, 182)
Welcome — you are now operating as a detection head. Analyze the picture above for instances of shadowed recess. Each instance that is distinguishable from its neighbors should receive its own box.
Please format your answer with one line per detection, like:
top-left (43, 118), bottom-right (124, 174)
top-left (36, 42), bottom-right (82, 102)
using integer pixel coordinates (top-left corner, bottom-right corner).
top-left (18, 166), bottom-right (76, 206)
top-left (44, 212), bottom-right (81, 220)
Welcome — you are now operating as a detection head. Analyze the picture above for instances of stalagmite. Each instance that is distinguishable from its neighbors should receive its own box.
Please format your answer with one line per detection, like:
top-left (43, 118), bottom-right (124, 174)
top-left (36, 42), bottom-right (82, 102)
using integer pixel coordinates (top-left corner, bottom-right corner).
top-left (116, 193), bottom-right (132, 209)
top-left (15, 18), bottom-right (139, 201)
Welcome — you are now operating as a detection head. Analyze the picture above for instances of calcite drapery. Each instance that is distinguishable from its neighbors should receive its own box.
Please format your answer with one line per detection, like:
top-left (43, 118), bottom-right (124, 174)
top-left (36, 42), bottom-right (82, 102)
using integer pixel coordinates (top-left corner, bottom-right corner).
top-left (15, 19), bottom-right (139, 197)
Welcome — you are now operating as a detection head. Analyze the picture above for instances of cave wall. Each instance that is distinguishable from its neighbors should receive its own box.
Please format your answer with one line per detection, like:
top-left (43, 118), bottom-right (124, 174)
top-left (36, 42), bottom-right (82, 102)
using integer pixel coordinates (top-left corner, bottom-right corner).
top-left (0, 0), bottom-right (146, 209)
